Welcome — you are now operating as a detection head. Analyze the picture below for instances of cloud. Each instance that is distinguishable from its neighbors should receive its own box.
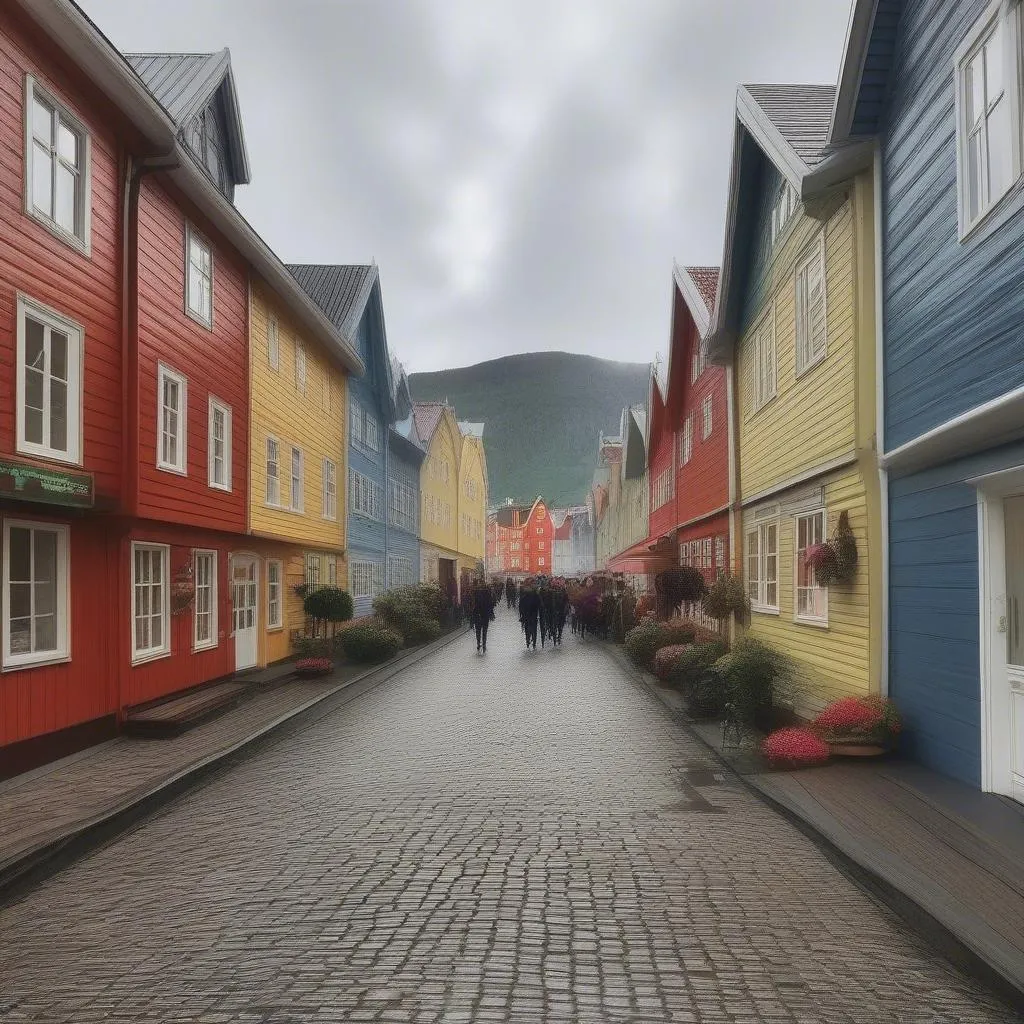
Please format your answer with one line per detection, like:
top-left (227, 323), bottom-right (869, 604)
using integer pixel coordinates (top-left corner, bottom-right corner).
top-left (79, 0), bottom-right (852, 372)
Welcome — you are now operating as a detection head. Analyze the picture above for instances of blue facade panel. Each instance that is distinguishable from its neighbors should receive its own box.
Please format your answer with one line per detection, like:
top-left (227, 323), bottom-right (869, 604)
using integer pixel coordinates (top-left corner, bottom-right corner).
top-left (882, 0), bottom-right (1024, 451)
top-left (387, 445), bottom-right (421, 586)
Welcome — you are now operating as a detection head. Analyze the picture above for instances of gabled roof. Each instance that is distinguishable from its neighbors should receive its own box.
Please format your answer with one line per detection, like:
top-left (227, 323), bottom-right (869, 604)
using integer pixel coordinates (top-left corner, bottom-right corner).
top-left (706, 83), bottom-right (873, 362)
top-left (411, 402), bottom-right (449, 447)
top-left (287, 265), bottom-right (378, 344)
top-left (621, 405), bottom-right (648, 480)
top-left (458, 421), bottom-right (485, 439)
top-left (549, 508), bottom-right (570, 530)
top-left (126, 50), bottom-right (251, 185)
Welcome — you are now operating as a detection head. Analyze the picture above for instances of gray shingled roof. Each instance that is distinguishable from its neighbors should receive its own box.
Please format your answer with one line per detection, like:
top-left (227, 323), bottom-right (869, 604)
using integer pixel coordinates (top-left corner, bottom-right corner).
top-left (744, 84), bottom-right (836, 169)
top-left (287, 264), bottom-right (377, 342)
top-left (126, 51), bottom-right (228, 125)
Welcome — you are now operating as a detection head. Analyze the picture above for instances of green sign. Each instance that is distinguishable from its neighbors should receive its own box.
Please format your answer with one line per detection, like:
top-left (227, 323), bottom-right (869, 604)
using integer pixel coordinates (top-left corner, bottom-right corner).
top-left (0, 460), bottom-right (94, 509)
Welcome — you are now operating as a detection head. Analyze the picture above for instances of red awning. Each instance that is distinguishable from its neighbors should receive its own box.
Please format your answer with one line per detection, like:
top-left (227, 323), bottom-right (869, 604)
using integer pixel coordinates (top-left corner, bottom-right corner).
top-left (609, 537), bottom-right (676, 564)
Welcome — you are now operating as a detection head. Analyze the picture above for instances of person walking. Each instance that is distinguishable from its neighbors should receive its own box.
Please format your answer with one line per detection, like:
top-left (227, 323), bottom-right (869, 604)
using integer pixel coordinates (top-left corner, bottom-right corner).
top-left (505, 576), bottom-right (516, 609)
top-left (518, 577), bottom-right (540, 650)
top-left (471, 574), bottom-right (496, 653)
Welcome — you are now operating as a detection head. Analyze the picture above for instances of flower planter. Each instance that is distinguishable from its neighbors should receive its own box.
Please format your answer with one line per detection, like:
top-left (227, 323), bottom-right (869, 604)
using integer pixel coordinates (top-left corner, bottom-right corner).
top-left (828, 741), bottom-right (886, 757)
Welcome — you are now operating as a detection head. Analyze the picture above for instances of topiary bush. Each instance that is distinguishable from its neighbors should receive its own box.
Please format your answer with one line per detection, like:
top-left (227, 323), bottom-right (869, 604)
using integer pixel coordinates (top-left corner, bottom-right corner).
top-left (715, 637), bottom-right (794, 735)
top-left (669, 641), bottom-right (730, 693)
top-left (624, 621), bottom-right (667, 670)
top-left (339, 622), bottom-right (403, 663)
top-left (653, 644), bottom-right (692, 682)
top-left (304, 587), bottom-right (354, 640)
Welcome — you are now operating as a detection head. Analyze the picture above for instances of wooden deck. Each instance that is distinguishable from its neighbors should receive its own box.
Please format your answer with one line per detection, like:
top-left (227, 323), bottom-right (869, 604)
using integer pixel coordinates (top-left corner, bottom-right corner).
top-left (124, 681), bottom-right (250, 737)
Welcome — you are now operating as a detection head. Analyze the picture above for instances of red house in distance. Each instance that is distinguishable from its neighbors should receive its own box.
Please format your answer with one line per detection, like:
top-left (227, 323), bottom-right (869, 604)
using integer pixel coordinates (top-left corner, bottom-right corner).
top-left (486, 497), bottom-right (554, 576)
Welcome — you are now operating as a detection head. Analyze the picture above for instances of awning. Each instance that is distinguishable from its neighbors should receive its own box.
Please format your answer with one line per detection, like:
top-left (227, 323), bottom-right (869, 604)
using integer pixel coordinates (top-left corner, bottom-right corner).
top-left (608, 536), bottom-right (676, 564)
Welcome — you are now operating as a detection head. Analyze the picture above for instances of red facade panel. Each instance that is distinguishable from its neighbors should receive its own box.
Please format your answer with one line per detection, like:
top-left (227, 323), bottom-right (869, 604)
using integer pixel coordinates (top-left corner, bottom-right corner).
top-left (135, 179), bottom-right (248, 531)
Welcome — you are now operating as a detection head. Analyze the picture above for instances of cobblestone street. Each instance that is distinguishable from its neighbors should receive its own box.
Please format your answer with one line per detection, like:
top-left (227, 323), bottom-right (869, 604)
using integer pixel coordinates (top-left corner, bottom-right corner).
top-left (0, 613), bottom-right (1014, 1023)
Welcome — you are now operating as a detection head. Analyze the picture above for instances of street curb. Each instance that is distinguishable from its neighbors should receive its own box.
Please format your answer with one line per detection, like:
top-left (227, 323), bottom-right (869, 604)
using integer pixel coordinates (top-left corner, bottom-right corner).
top-left (0, 625), bottom-right (470, 905)
top-left (601, 641), bottom-right (1024, 1015)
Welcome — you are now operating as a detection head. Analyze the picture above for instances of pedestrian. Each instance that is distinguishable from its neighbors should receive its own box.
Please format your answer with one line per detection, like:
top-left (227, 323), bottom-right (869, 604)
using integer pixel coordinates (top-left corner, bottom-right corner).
top-left (505, 576), bottom-right (516, 609)
top-left (518, 577), bottom-right (540, 650)
top-left (471, 573), bottom-right (496, 653)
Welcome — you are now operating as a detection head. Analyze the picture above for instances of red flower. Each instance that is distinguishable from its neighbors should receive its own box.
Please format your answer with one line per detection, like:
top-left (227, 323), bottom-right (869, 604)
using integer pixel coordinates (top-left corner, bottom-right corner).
top-left (295, 657), bottom-right (332, 674)
top-left (813, 695), bottom-right (901, 737)
top-left (762, 728), bottom-right (831, 767)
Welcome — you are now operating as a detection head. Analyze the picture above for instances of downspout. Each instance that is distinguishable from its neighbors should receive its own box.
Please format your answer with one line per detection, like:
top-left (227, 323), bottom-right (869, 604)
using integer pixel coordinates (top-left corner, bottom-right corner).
top-left (117, 147), bottom-right (179, 725)
top-left (726, 357), bottom-right (740, 647)
top-left (874, 141), bottom-right (890, 697)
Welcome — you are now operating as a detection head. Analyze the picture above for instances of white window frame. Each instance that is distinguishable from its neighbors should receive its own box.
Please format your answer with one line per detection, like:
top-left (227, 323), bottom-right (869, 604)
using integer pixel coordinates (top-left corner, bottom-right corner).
top-left (679, 415), bottom-right (693, 466)
top-left (2, 519), bottom-right (71, 670)
top-left (770, 181), bottom-right (799, 247)
top-left (192, 549), bottom-right (218, 652)
top-left (653, 468), bottom-right (673, 510)
top-left (184, 223), bottom-right (213, 329)
top-left (267, 558), bottom-right (283, 630)
top-left (322, 457), bottom-right (338, 520)
top-left (746, 518), bottom-right (779, 614)
top-left (795, 233), bottom-right (828, 377)
top-left (267, 316), bottom-right (280, 371)
top-left (156, 363), bottom-right (188, 475)
top-left (691, 347), bottom-right (705, 384)
top-left (265, 435), bottom-right (281, 507)
top-left (16, 294), bottom-right (84, 466)
top-left (351, 559), bottom-right (385, 599)
top-left (295, 342), bottom-right (307, 394)
top-left (349, 399), bottom-right (362, 447)
top-left (24, 75), bottom-right (92, 255)
top-left (207, 396), bottom-right (232, 491)
top-left (794, 508), bottom-right (829, 626)
top-left (750, 306), bottom-right (777, 414)
top-left (131, 541), bottom-right (170, 664)
top-left (955, 0), bottom-right (1023, 239)
top-left (290, 446), bottom-right (304, 513)
top-left (702, 395), bottom-right (713, 440)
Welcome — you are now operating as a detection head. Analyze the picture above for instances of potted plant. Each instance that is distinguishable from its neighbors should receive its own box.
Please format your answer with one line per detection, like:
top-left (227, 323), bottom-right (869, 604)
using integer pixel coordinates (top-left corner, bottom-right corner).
top-left (811, 694), bottom-right (901, 756)
top-left (701, 572), bottom-right (750, 622)
top-left (654, 567), bottom-right (707, 620)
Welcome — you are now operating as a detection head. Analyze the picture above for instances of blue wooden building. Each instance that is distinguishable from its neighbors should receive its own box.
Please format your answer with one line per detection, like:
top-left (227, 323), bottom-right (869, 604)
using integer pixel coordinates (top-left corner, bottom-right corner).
top-left (289, 265), bottom-right (420, 616)
top-left (833, 0), bottom-right (1024, 800)
top-left (388, 357), bottom-right (425, 591)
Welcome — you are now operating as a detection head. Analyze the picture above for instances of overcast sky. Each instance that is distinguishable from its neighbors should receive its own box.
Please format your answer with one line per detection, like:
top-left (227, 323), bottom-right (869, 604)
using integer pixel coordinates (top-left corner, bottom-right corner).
top-left (81, 0), bottom-right (851, 373)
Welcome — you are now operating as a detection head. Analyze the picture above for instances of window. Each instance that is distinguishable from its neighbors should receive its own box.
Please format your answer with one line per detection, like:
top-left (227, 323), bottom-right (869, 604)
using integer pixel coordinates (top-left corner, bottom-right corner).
top-left (795, 510), bottom-right (828, 623)
top-left (266, 436), bottom-right (280, 506)
top-left (691, 346), bottom-right (706, 384)
top-left (326, 554), bottom-right (337, 586)
top-left (795, 235), bottom-right (827, 375)
top-left (132, 542), bottom-right (169, 662)
top-left (25, 77), bottom-right (90, 251)
top-left (956, 4), bottom-right (1020, 234)
top-left (267, 560), bottom-right (283, 629)
top-left (746, 520), bottom-right (779, 612)
top-left (323, 458), bottom-right (337, 519)
top-left (157, 364), bottom-right (187, 473)
top-left (715, 535), bottom-right (726, 570)
top-left (388, 554), bottom-right (415, 588)
top-left (16, 295), bottom-right (83, 465)
top-left (349, 400), bottom-right (381, 453)
top-left (653, 468), bottom-right (673, 510)
top-left (770, 182), bottom-right (798, 246)
top-left (295, 343), bottom-right (306, 394)
top-left (3, 520), bottom-right (70, 668)
top-left (193, 550), bottom-right (217, 651)
top-left (702, 395), bottom-right (713, 439)
top-left (267, 317), bottom-right (280, 370)
top-left (304, 552), bottom-right (321, 591)
top-left (290, 447), bottom-right (304, 512)
top-left (350, 469), bottom-right (383, 520)
top-left (351, 560), bottom-right (385, 599)
top-left (750, 308), bottom-right (777, 412)
top-left (208, 398), bottom-right (231, 491)
top-left (185, 225), bottom-right (213, 328)
top-left (679, 416), bottom-right (693, 466)
top-left (538, 557), bottom-right (545, 566)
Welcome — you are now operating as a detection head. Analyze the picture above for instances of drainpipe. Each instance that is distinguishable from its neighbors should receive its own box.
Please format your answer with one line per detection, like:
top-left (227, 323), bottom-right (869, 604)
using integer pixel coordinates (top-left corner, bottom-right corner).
top-left (117, 147), bottom-right (179, 725)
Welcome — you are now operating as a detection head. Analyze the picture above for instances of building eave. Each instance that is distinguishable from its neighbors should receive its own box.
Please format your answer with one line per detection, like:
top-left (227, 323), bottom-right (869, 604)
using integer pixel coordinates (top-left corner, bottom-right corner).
top-left (829, 0), bottom-right (880, 146)
top-left (736, 85), bottom-right (808, 193)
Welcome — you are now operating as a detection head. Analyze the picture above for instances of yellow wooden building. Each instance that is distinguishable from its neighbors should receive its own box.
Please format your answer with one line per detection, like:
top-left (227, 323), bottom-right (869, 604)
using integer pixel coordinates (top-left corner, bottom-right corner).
top-left (246, 277), bottom-right (362, 667)
top-left (456, 422), bottom-right (488, 575)
top-left (706, 85), bottom-right (882, 712)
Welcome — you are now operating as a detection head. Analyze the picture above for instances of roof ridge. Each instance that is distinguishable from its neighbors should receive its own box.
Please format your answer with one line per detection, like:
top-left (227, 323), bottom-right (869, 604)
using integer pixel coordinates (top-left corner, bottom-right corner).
top-left (125, 50), bottom-right (221, 58)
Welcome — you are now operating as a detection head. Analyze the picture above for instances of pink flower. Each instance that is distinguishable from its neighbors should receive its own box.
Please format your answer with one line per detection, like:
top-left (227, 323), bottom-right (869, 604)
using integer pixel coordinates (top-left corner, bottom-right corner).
top-left (762, 728), bottom-right (830, 767)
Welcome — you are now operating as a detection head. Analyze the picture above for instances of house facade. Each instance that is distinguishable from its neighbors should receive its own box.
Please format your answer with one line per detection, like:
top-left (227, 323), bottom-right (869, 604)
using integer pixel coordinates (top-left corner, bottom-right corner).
top-left (457, 422), bottom-right (488, 576)
top-left (413, 403), bottom-right (463, 596)
top-left (387, 363), bottom-right (425, 591)
top-left (706, 84), bottom-right (882, 714)
top-left (486, 501), bottom-right (529, 575)
top-left (833, 0), bottom-right (1024, 800)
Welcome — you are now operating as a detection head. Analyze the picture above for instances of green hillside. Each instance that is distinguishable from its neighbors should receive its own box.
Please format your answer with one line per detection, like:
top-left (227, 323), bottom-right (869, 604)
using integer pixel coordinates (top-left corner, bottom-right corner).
top-left (409, 351), bottom-right (650, 507)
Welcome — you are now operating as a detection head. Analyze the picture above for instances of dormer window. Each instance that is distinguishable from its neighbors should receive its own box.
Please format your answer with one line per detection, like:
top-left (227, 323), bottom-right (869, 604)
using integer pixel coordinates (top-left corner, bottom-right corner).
top-left (770, 182), bottom-right (799, 246)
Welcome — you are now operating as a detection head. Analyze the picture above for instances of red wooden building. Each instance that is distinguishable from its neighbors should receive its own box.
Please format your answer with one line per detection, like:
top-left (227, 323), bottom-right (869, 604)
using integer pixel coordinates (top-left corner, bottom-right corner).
top-left (642, 265), bottom-right (730, 612)
top-left (486, 497), bottom-right (554, 576)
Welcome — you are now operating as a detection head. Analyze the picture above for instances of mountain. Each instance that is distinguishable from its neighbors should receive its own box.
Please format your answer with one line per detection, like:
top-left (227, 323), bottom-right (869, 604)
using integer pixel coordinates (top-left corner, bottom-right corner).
top-left (408, 351), bottom-right (650, 507)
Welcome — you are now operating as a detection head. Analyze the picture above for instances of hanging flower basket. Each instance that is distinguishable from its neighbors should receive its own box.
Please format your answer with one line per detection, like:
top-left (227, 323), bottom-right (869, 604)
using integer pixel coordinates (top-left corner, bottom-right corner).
top-left (805, 511), bottom-right (858, 586)
top-left (701, 572), bottom-right (750, 621)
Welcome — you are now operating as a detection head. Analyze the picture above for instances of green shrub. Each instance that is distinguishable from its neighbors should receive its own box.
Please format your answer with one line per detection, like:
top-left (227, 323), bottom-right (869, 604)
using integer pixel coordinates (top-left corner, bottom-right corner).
top-left (661, 620), bottom-right (698, 646)
top-left (687, 667), bottom-right (727, 718)
top-left (339, 622), bottom-right (403, 663)
top-left (374, 585), bottom-right (444, 641)
top-left (715, 637), bottom-right (794, 734)
top-left (669, 641), bottom-right (730, 692)
top-left (624, 621), bottom-right (665, 670)
top-left (653, 644), bottom-right (691, 682)
top-left (397, 616), bottom-right (441, 646)
top-left (303, 587), bottom-right (354, 639)
top-left (293, 635), bottom-right (332, 659)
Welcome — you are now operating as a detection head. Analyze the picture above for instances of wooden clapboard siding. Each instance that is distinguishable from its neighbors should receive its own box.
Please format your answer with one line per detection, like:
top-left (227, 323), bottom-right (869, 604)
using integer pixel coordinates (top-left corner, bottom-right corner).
top-left (457, 435), bottom-right (486, 565)
top-left (743, 466), bottom-right (873, 711)
top-left (135, 177), bottom-right (248, 532)
top-left (420, 407), bottom-right (461, 557)
top-left (248, 279), bottom-right (346, 551)
top-left (0, 4), bottom-right (125, 504)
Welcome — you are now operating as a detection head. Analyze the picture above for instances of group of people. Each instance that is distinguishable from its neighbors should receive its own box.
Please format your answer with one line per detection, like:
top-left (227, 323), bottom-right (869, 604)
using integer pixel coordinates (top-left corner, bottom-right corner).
top-left (463, 573), bottom-right (574, 653)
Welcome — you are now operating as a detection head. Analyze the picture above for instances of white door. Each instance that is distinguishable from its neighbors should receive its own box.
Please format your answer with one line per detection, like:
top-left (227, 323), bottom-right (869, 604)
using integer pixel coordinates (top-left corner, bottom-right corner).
top-left (1000, 497), bottom-right (1024, 803)
top-left (232, 555), bottom-right (258, 671)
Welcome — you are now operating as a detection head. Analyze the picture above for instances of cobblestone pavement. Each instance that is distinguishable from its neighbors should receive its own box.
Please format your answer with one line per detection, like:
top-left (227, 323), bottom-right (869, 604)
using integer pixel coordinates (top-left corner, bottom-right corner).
top-left (0, 613), bottom-right (1015, 1023)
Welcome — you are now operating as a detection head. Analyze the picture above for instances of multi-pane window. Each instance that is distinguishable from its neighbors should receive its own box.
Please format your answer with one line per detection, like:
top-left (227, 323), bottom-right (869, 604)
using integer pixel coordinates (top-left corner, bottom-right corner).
top-left (267, 317), bottom-right (280, 370)
top-left (653, 468), bottom-right (673, 510)
top-left (750, 309), bottom-right (777, 412)
top-left (132, 542), bottom-right (169, 661)
top-left (715, 535), bottom-right (726, 570)
top-left (185, 225), bottom-right (213, 328)
top-left (795, 235), bottom-right (827, 375)
top-left (350, 469), bottom-right (384, 520)
top-left (208, 398), bottom-right (231, 490)
top-left (349, 400), bottom-right (382, 453)
top-left (388, 554), bottom-right (415, 588)
top-left (691, 347), bottom-right (706, 384)
top-left (322, 458), bottom-right (337, 519)
top-left (770, 182), bottom-right (798, 246)
top-left (16, 296), bottom-right (82, 464)
top-left (679, 415), bottom-right (693, 466)
top-left (266, 436), bottom-right (280, 506)
top-left (746, 519), bottom-right (779, 612)
top-left (295, 343), bottom-right (306, 394)
top-left (267, 559), bottom-right (283, 629)
top-left (351, 560), bottom-right (385, 599)
top-left (957, 7), bottom-right (1019, 232)
top-left (26, 78), bottom-right (90, 249)
top-left (3, 521), bottom-right (69, 668)
top-left (290, 447), bottom-right (304, 512)
top-left (702, 395), bottom-right (713, 439)
top-left (304, 552), bottom-right (321, 591)
top-left (157, 364), bottom-right (187, 473)
top-left (389, 478), bottom-right (417, 532)
top-left (795, 510), bottom-right (828, 623)
top-left (193, 550), bottom-right (217, 650)
top-left (326, 554), bottom-right (337, 586)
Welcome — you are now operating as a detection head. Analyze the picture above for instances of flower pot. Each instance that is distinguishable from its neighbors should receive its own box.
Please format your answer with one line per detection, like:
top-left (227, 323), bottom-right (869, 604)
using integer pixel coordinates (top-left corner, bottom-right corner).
top-left (828, 741), bottom-right (886, 757)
